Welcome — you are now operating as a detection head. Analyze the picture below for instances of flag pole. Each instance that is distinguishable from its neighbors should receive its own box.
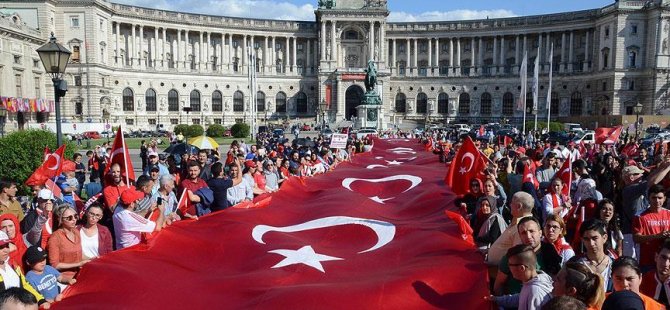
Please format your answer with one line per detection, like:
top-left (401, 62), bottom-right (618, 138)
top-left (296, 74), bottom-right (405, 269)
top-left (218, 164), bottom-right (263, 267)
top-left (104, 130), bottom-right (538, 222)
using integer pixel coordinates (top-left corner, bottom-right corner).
top-left (120, 126), bottom-right (130, 185)
top-left (520, 50), bottom-right (528, 136)
top-left (533, 47), bottom-right (539, 133)
top-left (547, 43), bottom-right (554, 131)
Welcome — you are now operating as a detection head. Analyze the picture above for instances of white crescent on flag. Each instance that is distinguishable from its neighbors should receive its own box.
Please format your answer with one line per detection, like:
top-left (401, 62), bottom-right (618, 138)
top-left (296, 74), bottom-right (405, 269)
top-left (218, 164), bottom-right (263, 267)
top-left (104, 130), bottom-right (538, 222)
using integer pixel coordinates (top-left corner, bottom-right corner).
top-left (46, 153), bottom-right (61, 171)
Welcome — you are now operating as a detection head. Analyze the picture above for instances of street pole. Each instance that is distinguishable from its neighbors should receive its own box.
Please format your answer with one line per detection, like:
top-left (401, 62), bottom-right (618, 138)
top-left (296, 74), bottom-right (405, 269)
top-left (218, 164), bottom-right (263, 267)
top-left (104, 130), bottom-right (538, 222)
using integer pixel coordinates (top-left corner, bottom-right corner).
top-left (53, 78), bottom-right (63, 147)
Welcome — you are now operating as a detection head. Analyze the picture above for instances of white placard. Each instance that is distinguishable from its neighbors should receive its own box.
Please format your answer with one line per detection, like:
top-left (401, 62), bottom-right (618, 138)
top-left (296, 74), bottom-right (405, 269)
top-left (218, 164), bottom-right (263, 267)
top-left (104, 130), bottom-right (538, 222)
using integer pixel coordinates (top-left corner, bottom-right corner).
top-left (330, 134), bottom-right (348, 149)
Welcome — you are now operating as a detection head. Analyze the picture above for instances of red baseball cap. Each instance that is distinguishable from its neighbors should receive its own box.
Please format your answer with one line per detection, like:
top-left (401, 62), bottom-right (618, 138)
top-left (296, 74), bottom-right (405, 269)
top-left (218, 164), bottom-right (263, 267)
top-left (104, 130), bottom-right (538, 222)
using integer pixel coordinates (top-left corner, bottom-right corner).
top-left (244, 160), bottom-right (257, 168)
top-left (120, 188), bottom-right (144, 205)
top-left (61, 160), bottom-right (76, 172)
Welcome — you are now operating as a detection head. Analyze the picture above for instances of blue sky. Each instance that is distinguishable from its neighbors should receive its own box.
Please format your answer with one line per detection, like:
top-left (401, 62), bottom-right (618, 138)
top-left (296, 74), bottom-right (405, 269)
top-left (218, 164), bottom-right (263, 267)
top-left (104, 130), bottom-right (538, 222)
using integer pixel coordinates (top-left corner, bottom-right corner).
top-left (114, 0), bottom-right (615, 21)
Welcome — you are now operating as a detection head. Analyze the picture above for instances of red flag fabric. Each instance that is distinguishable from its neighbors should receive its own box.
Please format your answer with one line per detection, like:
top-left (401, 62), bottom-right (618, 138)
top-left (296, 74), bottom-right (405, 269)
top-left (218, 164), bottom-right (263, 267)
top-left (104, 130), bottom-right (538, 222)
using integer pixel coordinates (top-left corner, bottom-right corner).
top-left (25, 145), bottom-right (66, 186)
top-left (557, 157), bottom-right (572, 196)
top-left (445, 210), bottom-right (474, 247)
top-left (424, 137), bottom-right (434, 152)
top-left (444, 137), bottom-right (487, 196)
top-left (45, 179), bottom-right (63, 200)
top-left (478, 125), bottom-right (485, 137)
top-left (104, 127), bottom-right (135, 184)
top-left (504, 136), bottom-right (513, 147)
top-left (595, 126), bottom-right (623, 145)
top-left (523, 164), bottom-right (540, 189)
top-left (176, 188), bottom-right (189, 215)
top-left (43, 146), bottom-right (51, 161)
top-left (53, 138), bottom-right (489, 310)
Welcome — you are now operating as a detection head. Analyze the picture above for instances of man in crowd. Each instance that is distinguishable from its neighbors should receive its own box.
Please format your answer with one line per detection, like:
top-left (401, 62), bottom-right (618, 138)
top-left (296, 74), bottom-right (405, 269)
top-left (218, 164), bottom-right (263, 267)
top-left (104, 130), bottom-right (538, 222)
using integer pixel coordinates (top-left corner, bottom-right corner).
top-left (227, 163), bottom-right (252, 207)
top-left (179, 161), bottom-right (208, 217)
top-left (0, 181), bottom-right (24, 221)
top-left (143, 150), bottom-right (169, 177)
top-left (20, 189), bottom-right (56, 249)
top-left (633, 184), bottom-right (670, 271)
top-left (197, 150), bottom-right (212, 181)
top-left (641, 239), bottom-right (670, 308)
top-left (102, 163), bottom-right (132, 212)
top-left (208, 159), bottom-right (243, 212)
top-left (535, 152), bottom-right (557, 192)
top-left (132, 175), bottom-right (156, 217)
top-left (487, 192), bottom-right (535, 265)
top-left (112, 188), bottom-right (165, 249)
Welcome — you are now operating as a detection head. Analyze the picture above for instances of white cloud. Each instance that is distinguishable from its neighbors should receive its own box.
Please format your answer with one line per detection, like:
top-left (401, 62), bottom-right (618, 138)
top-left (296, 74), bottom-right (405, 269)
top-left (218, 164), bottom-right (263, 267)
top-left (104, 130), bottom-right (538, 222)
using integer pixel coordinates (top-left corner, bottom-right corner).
top-left (112, 0), bottom-right (317, 20)
top-left (110, 1), bottom-right (515, 22)
top-left (388, 9), bottom-right (517, 22)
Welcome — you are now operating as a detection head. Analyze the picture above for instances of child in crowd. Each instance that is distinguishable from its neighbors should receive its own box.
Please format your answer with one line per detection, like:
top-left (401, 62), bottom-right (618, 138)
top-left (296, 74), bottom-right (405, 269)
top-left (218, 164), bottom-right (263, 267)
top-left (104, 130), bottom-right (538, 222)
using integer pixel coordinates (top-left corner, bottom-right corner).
top-left (24, 246), bottom-right (76, 302)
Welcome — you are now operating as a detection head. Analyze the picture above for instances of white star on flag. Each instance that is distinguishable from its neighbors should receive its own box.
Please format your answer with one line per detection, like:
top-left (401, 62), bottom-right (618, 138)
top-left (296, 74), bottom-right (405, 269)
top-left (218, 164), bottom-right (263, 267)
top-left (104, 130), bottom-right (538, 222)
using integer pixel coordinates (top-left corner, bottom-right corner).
top-left (268, 245), bottom-right (343, 273)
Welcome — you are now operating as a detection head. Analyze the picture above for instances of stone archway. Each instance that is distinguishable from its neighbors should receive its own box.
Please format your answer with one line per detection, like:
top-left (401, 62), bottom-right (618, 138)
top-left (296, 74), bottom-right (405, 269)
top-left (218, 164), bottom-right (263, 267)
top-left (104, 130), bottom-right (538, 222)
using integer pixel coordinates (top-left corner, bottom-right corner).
top-left (345, 84), bottom-right (365, 120)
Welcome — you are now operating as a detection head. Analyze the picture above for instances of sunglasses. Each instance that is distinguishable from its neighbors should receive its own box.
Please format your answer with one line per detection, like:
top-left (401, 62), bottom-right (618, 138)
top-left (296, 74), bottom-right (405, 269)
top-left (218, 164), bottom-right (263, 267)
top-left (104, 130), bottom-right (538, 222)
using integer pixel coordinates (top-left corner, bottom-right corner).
top-left (0, 244), bottom-right (8, 249)
top-left (87, 212), bottom-right (103, 219)
top-left (63, 215), bottom-right (78, 221)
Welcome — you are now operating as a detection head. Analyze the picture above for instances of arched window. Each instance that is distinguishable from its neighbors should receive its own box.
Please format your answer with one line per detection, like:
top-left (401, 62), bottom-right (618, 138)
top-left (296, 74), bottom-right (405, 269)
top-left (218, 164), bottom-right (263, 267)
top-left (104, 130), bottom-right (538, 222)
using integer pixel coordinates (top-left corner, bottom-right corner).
top-left (122, 88), bottom-right (134, 111)
top-left (257, 91), bottom-right (266, 112)
top-left (276, 92), bottom-right (287, 113)
top-left (550, 92), bottom-right (559, 116)
top-left (190, 90), bottom-right (201, 112)
top-left (395, 93), bottom-right (406, 113)
top-left (458, 93), bottom-right (470, 115)
top-left (233, 91), bottom-right (244, 112)
top-left (502, 92), bottom-right (514, 116)
top-left (145, 89), bottom-right (157, 112)
top-left (480, 92), bottom-right (492, 115)
top-left (168, 89), bottom-right (179, 112)
top-left (296, 92), bottom-right (308, 113)
top-left (570, 92), bottom-right (582, 116)
top-left (212, 91), bottom-right (223, 112)
top-left (416, 93), bottom-right (427, 114)
top-left (437, 93), bottom-right (448, 114)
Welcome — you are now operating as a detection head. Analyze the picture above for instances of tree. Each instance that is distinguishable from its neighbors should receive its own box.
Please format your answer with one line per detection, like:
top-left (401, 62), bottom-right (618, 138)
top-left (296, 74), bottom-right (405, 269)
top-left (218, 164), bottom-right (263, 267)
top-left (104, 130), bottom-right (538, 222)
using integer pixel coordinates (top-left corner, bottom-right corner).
top-left (206, 124), bottom-right (226, 137)
top-left (230, 123), bottom-right (250, 138)
top-left (187, 124), bottom-right (204, 137)
top-left (173, 125), bottom-right (190, 136)
top-left (0, 130), bottom-right (76, 194)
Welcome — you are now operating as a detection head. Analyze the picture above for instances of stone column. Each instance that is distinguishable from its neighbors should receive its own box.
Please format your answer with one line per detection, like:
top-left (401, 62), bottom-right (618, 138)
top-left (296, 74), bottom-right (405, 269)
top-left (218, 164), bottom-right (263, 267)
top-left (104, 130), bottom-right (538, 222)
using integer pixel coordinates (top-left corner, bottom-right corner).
top-left (176, 30), bottom-right (181, 69)
top-left (568, 31), bottom-right (574, 72)
top-left (228, 34), bottom-right (233, 72)
top-left (500, 36), bottom-right (505, 74)
top-left (369, 21), bottom-right (375, 60)
top-left (560, 32), bottom-right (566, 73)
top-left (449, 38), bottom-right (454, 70)
top-left (115, 22), bottom-right (120, 65)
top-left (153, 27), bottom-right (159, 68)
top-left (199, 31), bottom-right (204, 71)
top-left (493, 36), bottom-right (498, 68)
top-left (515, 35), bottom-right (520, 68)
top-left (545, 33), bottom-right (551, 73)
top-left (292, 37), bottom-right (297, 73)
top-left (184, 30), bottom-right (190, 69)
top-left (331, 21), bottom-right (336, 62)
top-left (584, 30), bottom-right (590, 71)
top-left (306, 38), bottom-right (311, 75)
top-left (139, 25), bottom-right (145, 69)
top-left (435, 38), bottom-right (440, 74)
top-left (413, 38), bottom-right (418, 75)
top-left (392, 39), bottom-right (397, 72)
top-left (478, 37), bottom-right (483, 74)
top-left (321, 21), bottom-right (326, 61)
top-left (163, 28), bottom-right (167, 69)
top-left (271, 36), bottom-right (276, 74)
top-left (264, 36), bottom-right (269, 73)
top-left (380, 22), bottom-right (385, 63)
top-left (406, 38), bottom-right (410, 73)
top-left (242, 35), bottom-right (247, 72)
top-left (537, 33), bottom-right (543, 70)
top-left (427, 38), bottom-right (432, 76)
top-left (130, 24), bottom-right (136, 67)
top-left (456, 38), bottom-right (461, 76)
top-left (470, 37), bottom-right (475, 76)
top-left (206, 32), bottom-right (211, 71)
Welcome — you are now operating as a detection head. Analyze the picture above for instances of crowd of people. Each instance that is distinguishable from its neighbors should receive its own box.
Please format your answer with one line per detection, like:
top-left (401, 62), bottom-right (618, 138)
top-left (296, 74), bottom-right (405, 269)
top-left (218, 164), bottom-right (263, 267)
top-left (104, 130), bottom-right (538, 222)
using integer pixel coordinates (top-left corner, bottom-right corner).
top-left (423, 125), bottom-right (670, 310)
top-left (0, 127), bottom-right (382, 308)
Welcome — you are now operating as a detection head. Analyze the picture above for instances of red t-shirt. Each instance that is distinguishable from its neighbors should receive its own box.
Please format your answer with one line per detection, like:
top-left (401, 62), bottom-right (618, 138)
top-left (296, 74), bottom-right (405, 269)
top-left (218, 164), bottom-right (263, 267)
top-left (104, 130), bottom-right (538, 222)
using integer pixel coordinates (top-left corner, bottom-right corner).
top-left (179, 178), bottom-right (208, 215)
top-left (253, 172), bottom-right (266, 191)
top-left (633, 208), bottom-right (670, 267)
top-left (102, 184), bottom-right (131, 211)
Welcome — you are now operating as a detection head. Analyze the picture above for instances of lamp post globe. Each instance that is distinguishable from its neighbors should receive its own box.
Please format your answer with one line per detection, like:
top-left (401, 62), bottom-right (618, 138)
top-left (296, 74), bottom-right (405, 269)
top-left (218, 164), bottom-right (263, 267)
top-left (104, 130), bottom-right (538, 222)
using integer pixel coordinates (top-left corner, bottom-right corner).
top-left (37, 33), bottom-right (71, 147)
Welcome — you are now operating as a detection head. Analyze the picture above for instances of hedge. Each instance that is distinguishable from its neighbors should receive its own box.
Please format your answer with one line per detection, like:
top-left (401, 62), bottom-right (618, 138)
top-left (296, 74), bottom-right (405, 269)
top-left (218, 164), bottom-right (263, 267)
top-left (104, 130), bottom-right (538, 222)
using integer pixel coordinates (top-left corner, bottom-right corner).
top-left (173, 124), bottom-right (190, 136)
top-left (206, 124), bottom-right (226, 137)
top-left (188, 124), bottom-right (204, 137)
top-left (523, 121), bottom-right (564, 133)
top-left (230, 123), bottom-right (250, 138)
top-left (0, 130), bottom-right (76, 194)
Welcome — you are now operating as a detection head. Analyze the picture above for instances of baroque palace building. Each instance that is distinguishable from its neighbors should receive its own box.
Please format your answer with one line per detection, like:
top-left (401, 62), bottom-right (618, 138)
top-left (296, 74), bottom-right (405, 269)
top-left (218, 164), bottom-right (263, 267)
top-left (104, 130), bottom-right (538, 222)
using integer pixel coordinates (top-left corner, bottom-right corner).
top-left (1, 0), bottom-right (670, 131)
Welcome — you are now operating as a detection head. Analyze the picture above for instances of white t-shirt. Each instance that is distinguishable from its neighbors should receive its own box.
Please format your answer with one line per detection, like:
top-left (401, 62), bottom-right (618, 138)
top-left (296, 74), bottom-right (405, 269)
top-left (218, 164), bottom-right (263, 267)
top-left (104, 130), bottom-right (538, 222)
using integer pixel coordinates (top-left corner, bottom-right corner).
top-left (80, 229), bottom-right (100, 258)
top-left (112, 207), bottom-right (156, 249)
top-left (0, 261), bottom-right (20, 289)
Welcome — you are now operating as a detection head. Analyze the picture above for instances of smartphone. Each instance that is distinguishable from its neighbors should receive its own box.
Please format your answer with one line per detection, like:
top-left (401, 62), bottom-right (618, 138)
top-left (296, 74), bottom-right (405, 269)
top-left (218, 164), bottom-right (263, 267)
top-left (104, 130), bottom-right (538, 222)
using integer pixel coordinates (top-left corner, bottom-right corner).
top-left (156, 197), bottom-right (163, 205)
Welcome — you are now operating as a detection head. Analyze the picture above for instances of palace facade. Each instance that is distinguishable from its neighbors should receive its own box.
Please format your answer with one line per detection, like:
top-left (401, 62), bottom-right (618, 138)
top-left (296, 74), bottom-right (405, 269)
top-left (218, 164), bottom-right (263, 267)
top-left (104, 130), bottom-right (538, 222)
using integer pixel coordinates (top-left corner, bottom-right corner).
top-left (1, 0), bottom-right (669, 131)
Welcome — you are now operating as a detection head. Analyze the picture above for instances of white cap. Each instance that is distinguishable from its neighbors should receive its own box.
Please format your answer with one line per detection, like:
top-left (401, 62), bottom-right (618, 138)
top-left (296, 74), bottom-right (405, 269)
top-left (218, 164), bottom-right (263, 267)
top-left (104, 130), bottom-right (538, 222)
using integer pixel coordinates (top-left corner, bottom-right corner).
top-left (0, 231), bottom-right (10, 246)
top-left (148, 150), bottom-right (159, 157)
top-left (37, 189), bottom-right (55, 201)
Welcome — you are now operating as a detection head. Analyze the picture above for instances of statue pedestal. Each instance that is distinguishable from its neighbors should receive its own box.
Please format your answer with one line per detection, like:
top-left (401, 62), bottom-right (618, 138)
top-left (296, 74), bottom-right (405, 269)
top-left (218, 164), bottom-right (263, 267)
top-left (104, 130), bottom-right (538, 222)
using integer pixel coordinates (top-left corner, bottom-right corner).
top-left (355, 104), bottom-right (382, 130)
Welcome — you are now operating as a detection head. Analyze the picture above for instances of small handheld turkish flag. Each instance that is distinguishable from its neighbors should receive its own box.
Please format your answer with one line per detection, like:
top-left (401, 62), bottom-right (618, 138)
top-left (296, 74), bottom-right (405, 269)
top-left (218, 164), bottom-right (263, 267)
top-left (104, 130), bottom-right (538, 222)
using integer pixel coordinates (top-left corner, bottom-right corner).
top-left (25, 145), bottom-right (66, 186)
top-left (595, 126), bottom-right (623, 145)
top-left (557, 156), bottom-right (572, 196)
top-left (104, 126), bottom-right (135, 185)
top-left (444, 137), bottom-right (487, 196)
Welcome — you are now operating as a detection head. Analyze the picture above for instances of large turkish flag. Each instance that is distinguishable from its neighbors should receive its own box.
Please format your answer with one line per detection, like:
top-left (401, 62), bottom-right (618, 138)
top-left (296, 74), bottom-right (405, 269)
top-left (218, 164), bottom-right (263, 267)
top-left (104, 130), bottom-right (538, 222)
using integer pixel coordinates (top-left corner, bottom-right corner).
top-left (53, 138), bottom-right (489, 309)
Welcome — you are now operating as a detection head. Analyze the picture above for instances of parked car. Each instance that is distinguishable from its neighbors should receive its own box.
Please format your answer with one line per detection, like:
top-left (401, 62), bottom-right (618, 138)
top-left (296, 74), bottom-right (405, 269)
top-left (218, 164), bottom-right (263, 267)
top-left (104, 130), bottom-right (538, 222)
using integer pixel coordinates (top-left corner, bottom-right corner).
top-left (272, 128), bottom-right (284, 138)
top-left (356, 128), bottom-right (378, 140)
top-left (564, 123), bottom-right (584, 133)
top-left (302, 124), bottom-right (312, 131)
top-left (452, 124), bottom-right (471, 133)
top-left (572, 130), bottom-right (595, 145)
top-left (541, 131), bottom-right (572, 145)
top-left (100, 130), bottom-right (115, 138)
top-left (83, 131), bottom-right (101, 139)
top-left (641, 132), bottom-right (670, 149)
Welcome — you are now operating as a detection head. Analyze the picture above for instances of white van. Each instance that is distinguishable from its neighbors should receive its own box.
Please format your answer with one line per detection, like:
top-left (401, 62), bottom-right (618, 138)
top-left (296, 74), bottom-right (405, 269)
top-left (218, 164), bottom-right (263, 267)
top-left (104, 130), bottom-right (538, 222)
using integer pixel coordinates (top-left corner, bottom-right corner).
top-left (452, 124), bottom-right (471, 133)
top-left (572, 130), bottom-right (595, 144)
top-left (564, 123), bottom-right (584, 133)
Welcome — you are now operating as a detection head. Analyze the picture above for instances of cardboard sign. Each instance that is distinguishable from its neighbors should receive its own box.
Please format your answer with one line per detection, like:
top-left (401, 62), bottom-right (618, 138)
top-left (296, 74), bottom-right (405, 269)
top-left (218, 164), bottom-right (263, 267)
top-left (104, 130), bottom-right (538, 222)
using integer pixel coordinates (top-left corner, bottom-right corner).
top-left (330, 133), bottom-right (348, 149)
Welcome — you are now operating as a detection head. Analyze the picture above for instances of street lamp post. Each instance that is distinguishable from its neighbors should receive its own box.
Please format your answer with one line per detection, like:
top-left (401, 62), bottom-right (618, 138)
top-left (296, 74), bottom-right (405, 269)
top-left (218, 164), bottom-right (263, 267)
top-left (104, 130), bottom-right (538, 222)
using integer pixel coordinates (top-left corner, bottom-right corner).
top-left (634, 102), bottom-right (643, 141)
top-left (37, 33), bottom-right (71, 147)
top-left (182, 107), bottom-right (192, 125)
top-left (0, 106), bottom-right (7, 138)
top-left (319, 99), bottom-right (327, 129)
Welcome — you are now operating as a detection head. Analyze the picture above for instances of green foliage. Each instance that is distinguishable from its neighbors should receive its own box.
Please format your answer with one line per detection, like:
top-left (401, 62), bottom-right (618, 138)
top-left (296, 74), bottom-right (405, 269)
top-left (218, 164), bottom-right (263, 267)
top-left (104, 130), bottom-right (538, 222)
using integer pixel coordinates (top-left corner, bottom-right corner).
top-left (173, 124), bottom-right (190, 136)
top-left (230, 123), bottom-right (250, 138)
top-left (188, 124), bottom-right (204, 137)
top-left (0, 130), bottom-right (76, 194)
top-left (524, 121), bottom-right (564, 132)
top-left (206, 124), bottom-right (226, 137)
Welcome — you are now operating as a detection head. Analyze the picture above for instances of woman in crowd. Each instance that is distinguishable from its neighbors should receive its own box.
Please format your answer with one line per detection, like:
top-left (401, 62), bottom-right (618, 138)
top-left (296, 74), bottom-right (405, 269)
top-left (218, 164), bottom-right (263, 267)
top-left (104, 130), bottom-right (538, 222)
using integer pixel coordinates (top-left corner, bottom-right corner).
top-left (47, 205), bottom-right (90, 281)
top-left (574, 219), bottom-right (613, 292)
top-left (472, 196), bottom-right (506, 255)
top-left (595, 199), bottom-right (623, 258)
top-left (456, 178), bottom-right (484, 221)
top-left (78, 204), bottom-right (113, 259)
top-left (551, 262), bottom-right (605, 310)
top-left (542, 178), bottom-right (572, 219)
top-left (0, 214), bottom-right (27, 268)
top-left (279, 158), bottom-right (291, 179)
top-left (482, 176), bottom-right (506, 212)
top-left (611, 256), bottom-right (665, 310)
top-left (543, 214), bottom-right (575, 265)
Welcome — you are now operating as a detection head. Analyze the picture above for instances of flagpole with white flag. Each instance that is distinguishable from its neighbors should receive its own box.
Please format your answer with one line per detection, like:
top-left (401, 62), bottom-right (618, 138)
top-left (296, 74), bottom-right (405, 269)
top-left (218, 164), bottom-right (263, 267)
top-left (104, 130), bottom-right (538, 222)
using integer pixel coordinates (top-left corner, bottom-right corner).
top-left (520, 50), bottom-right (528, 135)
top-left (532, 48), bottom-right (540, 132)
top-left (547, 43), bottom-right (554, 131)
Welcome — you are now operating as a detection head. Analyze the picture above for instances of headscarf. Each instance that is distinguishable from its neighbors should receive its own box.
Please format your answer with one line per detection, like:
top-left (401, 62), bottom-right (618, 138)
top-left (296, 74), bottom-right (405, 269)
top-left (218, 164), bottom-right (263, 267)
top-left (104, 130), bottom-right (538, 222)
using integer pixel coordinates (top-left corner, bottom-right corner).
top-left (473, 195), bottom-right (499, 233)
top-left (0, 214), bottom-right (27, 269)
